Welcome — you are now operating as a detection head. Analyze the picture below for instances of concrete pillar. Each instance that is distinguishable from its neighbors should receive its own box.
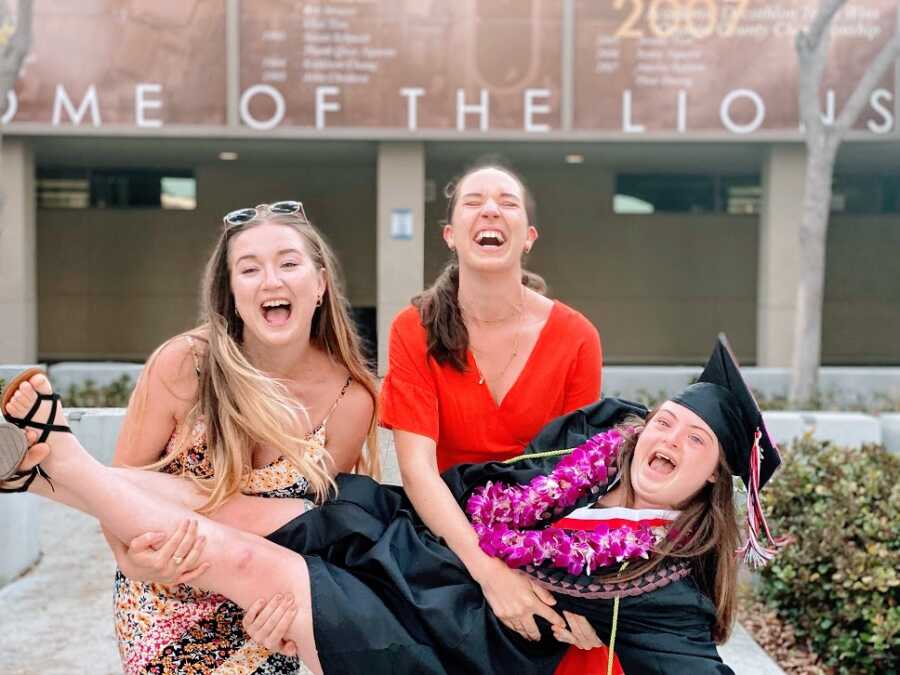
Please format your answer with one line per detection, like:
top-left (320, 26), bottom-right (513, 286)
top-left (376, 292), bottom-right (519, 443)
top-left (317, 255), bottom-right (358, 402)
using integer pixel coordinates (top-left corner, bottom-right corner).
top-left (757, 144), bottom-right (805, 367)
top-left (376, 142), bottom-right (425, 375)
top-left (0, 139), bottom-right (37, 363)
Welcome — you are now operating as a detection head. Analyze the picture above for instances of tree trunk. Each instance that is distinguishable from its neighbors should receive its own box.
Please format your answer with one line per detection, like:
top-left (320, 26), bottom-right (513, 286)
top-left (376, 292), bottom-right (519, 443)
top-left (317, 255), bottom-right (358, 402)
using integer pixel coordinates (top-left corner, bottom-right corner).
top-left (0, 0), bottom-right (35, 217)
top-left (790, 137), bottom-right (837, 405)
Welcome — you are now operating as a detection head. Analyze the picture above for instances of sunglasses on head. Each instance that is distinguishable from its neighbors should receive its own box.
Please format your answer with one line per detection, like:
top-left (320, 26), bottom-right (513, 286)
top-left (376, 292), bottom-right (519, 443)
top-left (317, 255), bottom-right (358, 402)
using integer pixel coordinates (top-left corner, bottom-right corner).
top-left (223, 201), bottom-right (309, 226)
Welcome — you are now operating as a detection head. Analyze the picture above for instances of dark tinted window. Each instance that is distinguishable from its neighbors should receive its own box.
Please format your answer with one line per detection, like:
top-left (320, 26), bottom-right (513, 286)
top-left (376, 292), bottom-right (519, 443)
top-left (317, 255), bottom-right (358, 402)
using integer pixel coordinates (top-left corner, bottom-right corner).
top-left (37, 169), bottom-right (196, 209)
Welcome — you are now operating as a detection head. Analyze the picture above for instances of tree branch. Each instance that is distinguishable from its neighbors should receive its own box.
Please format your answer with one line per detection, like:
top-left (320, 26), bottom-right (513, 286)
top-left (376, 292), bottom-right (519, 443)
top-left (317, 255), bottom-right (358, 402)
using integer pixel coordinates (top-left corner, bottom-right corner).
top-left (803, 0), bottom-right (847, 48)
top-left (796, 25), bottom-right (830, 137)
top-left (834, 30), bottom-right (900, 134)
top-left (0, 0), bottom-right (34, 101)
top-left (795, 0), bottom-right (847, 138)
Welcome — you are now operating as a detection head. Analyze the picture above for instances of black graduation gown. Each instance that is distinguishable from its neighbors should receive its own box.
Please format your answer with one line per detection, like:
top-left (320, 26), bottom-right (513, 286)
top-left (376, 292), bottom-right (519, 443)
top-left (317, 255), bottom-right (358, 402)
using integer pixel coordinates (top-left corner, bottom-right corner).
top-left (265, 399), bottom-right (734, 675)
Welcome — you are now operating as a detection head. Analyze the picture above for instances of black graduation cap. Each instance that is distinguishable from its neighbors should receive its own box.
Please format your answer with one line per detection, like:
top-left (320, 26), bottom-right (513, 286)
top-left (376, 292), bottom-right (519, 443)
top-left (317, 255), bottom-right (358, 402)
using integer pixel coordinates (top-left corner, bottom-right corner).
top-left (671, 334), bottom-right (787, 567)
top-left (671, 333), bottom-right (780, 489)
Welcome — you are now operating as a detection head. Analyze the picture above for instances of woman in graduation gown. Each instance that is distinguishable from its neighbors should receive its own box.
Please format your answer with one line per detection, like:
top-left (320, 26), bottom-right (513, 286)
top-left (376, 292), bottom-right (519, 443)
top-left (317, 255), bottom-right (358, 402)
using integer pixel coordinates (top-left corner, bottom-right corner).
top-left (1, 336), bottom-right (784, 674)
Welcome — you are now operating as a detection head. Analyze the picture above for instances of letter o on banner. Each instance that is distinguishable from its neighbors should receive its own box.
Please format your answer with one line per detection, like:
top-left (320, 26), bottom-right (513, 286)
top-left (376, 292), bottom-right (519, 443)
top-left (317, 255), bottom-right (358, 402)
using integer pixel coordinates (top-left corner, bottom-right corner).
top-left (239, 84), bottom-right (285, 131)
top-left (720, 89), bottom-right (765, 134)
top-left (1, 90), bottom-right (18, 124)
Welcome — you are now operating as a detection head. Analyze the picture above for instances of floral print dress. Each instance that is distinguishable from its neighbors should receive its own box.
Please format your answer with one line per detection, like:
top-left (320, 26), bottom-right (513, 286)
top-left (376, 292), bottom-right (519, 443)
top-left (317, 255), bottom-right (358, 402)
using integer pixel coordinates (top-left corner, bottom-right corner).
top-left (113, 419), bottom-right (324, 675)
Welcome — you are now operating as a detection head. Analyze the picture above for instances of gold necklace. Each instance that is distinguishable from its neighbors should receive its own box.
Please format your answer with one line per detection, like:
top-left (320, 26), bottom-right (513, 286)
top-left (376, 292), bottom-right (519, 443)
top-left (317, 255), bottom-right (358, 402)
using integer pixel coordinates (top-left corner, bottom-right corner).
top-left (468, 290), bottom-right (526, 386)
top-left (459, 294), bottom-right (524, 324)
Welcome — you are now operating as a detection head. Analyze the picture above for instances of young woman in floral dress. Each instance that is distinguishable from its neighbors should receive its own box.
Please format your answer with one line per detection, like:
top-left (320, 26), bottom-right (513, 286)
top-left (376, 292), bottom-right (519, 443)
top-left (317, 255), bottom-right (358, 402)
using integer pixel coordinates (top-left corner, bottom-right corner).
top-left (107, 201), bottom-right (379, 674)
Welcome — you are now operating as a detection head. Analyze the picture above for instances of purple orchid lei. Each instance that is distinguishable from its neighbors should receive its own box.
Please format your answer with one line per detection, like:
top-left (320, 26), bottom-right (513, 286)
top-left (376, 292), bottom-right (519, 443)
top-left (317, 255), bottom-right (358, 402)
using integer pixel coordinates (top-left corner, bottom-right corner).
top-left (465, 429), bottom-right (661, 576)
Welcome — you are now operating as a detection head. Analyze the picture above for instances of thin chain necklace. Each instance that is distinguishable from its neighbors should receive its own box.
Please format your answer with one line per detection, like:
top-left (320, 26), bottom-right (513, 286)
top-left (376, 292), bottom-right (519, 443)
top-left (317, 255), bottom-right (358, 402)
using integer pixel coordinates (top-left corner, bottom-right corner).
top-left (468, 289), bottom-right (526, 386)
top-left (459, 293), bottom-right (524, 324)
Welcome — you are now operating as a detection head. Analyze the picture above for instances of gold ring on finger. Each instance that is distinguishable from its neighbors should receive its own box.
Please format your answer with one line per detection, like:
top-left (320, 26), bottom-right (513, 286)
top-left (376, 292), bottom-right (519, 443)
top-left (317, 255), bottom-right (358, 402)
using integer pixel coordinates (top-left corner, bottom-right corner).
top-left (173, 556), bottom-right (184, 565)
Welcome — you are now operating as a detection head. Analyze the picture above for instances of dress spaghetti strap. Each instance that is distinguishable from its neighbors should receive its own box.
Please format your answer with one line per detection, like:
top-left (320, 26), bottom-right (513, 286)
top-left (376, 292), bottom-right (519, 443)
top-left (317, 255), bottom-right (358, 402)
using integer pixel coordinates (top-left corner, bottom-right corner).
top-left (184, 335), bottom-right (202, 378)
top-left (309, 375), bottom-right (353, 437)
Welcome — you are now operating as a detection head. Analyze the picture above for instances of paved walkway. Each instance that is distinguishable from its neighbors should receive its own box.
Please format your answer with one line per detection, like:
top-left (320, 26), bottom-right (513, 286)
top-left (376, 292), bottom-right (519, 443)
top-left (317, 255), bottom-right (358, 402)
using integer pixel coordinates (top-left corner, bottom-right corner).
top-left (0, 500), bottom-right (783, 674)
top-left (0, 500), bottom-right (120, 674)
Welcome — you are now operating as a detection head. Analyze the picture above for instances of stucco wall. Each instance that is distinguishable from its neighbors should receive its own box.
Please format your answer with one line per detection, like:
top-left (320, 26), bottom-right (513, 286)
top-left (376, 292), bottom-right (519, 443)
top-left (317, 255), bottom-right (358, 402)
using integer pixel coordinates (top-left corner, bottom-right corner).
top-left (38, 162), bottom-right (376, 360)
top-left (425, 162), bottom-right (900, 365)
top-left (35, 156), bottom-right (900, 364)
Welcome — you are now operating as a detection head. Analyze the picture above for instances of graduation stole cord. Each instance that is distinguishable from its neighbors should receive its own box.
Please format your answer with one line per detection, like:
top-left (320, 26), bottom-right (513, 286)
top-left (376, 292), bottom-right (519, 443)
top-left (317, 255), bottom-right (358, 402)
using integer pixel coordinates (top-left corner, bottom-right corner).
top-left (738, 430), bottom-right (789, 568)
top-left (465, 429), bottom-right (662, 576)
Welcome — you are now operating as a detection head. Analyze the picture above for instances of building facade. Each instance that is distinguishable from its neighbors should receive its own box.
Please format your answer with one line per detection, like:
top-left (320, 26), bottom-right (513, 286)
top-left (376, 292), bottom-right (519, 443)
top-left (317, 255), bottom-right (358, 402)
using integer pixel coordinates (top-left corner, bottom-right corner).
top-left (2, 0), bottom-right (899, 371)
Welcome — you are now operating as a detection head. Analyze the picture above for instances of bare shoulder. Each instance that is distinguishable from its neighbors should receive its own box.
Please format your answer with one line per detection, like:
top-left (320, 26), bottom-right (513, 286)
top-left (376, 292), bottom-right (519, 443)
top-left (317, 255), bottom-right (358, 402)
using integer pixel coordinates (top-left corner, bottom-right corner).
top-left (144, 331), bottom-right (205, 404)
top-left (321, 374), bottom-right (375, 472)
top-left (335, 378), bottom-right (375, 426)
top-left (526, 288), bottom-right (555, 323)
top-left (117, 332), bottom-right (205, 464)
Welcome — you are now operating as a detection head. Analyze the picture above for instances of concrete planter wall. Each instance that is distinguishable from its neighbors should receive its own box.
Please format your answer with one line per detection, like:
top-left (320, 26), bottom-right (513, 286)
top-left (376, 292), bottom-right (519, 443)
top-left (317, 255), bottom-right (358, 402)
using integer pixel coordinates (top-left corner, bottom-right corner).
top-left (602, 366), bottom-right (900, 409)
top-left (0, 365), bottom-right (47, 385)
top-left (3, 362), bottom-right (898, 412)
top-left (0, 493), bottom-right (41, 587)
top-left (0, 365), bottom-right (46, 586)
top-left (47, 362), bottom-right (144, 393)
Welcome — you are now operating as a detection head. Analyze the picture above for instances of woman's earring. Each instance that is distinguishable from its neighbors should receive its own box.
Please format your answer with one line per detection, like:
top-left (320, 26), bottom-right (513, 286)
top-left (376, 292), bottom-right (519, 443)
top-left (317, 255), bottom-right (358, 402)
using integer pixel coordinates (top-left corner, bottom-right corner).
top-left (316, 295), bottom-right (324, 307)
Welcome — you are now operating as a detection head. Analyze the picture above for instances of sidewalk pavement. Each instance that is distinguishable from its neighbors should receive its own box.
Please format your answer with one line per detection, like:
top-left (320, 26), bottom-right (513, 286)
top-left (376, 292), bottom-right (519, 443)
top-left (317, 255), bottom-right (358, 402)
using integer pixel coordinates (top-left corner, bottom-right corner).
top-left (0, 501), bottom-right (783, 674)
top-left (0, 501), bottom-right (120, 674)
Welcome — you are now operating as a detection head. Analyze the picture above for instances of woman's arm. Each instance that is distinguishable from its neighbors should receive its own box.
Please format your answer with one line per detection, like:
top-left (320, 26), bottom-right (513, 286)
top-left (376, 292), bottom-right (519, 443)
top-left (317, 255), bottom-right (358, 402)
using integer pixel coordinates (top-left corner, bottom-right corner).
top-left (395, 430), bottom-right (565, 640)
top-left (105, 335), bottom-right (200, 579)
top-left (114, 336), bottom-right (200, 468)
top-left (382, 312), bottom-right (564, 638)
top-left (562, 322), bottom-right (603, 412)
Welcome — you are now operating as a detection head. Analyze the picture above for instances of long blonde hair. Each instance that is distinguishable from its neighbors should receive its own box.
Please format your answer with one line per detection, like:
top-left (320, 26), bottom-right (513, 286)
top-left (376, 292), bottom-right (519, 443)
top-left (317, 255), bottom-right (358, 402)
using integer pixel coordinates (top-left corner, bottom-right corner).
top-left (136, 210), bottom-right (380, 512)
top-left (606, 411), bottom-right (740, 643)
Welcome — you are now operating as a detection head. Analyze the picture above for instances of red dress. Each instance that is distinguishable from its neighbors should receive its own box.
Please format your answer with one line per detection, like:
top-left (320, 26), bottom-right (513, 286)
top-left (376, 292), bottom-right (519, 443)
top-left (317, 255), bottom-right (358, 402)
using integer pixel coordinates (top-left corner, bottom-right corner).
top-left (552, 507), bottom-right (679, 675)
top-left (380, 301), bottom-right (603, 471)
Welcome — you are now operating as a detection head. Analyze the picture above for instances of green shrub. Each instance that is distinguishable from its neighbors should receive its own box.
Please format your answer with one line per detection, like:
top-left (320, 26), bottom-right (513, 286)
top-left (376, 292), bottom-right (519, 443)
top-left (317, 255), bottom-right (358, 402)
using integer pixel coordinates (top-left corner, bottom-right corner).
top-left (753, 389), bottom-right (900, 414)
top-left (757, 437), bottom-right (900, 674)
top-left (64, 375), bottom-right (135, 407)
top-left (1, 375), bottom-right (135, 407)
top-left (607, 386), bottom-right (900, 414)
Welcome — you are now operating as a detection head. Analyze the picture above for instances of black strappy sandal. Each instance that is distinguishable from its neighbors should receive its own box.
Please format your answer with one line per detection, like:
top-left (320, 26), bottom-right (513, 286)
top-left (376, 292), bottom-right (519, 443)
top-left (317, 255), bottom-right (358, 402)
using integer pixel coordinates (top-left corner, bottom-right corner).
top-left (0, 367), bottom-right (68, 493)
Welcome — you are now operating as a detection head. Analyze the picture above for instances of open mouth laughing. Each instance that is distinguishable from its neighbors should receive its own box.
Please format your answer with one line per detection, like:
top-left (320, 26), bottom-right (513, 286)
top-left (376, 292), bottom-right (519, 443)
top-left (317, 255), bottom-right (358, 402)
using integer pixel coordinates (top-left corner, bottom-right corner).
top-left (261, 298), bottom-right (292, 326)
top-left (647, 450), bottom-right (677, 476)
top-left (473, 229), bottom-right (506, 249)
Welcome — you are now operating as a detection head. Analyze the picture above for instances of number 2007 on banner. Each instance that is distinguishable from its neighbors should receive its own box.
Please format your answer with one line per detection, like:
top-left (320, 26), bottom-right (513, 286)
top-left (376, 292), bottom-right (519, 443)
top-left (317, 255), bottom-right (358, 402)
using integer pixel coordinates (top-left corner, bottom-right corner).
top-left (613, 0), bottom-right (750, 39)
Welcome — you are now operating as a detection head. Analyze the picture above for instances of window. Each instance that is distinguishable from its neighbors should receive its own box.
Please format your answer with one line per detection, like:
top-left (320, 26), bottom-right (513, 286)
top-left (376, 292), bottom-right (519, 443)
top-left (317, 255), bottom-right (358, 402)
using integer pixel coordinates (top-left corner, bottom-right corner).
top-left (720, 176), bottom-right (761, 215)
top-left (832, 175), bottom-right (900, 214)
top-left (36, 172), bottom-right (90, 208)
top-left (614, 174), bottom-right (762, 215)
top-left (37, 169), bottom-right (196, 209)
top-left (613, 173), bottom-right (900, 216)
top-left (882, 176), bottom-right (900, 214)
top-left (615, 174), bottom-right (715, 214)
top-left (160, 177), bottom-right (197, 210)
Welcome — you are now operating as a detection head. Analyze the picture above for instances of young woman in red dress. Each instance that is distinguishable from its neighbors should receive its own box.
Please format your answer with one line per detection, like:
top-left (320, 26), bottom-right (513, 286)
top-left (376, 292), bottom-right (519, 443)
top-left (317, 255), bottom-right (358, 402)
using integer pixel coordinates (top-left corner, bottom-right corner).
top-left (380, 163), bottom-right (603, 644)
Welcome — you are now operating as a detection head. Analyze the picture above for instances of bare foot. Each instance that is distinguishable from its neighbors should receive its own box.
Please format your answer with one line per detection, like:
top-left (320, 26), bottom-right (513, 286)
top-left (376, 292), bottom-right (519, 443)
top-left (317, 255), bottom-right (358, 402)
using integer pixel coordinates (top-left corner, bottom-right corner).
top-left (4, 373), bottom-right (67, 431)
top-left (3, 373), bottom-right (79, 473)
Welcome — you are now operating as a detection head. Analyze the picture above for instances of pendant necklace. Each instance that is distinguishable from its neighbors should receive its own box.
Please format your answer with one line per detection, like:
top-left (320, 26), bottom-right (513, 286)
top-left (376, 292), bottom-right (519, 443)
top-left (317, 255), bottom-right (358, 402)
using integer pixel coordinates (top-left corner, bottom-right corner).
top-left (467, 289), bottom-right (525, 386)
